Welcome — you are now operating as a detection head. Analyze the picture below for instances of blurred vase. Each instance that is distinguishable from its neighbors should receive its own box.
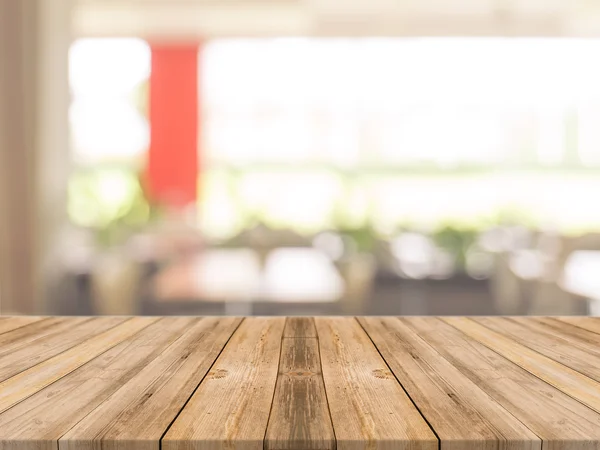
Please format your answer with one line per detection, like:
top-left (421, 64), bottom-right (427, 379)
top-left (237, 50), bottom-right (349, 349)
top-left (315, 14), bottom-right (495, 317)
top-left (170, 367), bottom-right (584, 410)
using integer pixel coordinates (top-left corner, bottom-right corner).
top-left (91, 249), bottom-right (141, 315)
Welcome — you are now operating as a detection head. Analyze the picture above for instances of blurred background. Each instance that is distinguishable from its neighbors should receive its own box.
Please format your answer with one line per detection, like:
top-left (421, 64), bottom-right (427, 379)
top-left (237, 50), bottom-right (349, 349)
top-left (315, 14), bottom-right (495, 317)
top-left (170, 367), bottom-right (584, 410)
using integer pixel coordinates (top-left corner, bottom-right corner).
top-left (3, 0), bottom-right (600, 316)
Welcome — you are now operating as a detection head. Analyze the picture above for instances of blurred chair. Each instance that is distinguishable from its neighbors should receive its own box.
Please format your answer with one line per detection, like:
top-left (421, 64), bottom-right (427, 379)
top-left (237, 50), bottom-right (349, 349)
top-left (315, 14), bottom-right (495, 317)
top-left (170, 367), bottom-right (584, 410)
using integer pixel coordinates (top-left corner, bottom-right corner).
top-left (527, 232), bottom-right (600, 315)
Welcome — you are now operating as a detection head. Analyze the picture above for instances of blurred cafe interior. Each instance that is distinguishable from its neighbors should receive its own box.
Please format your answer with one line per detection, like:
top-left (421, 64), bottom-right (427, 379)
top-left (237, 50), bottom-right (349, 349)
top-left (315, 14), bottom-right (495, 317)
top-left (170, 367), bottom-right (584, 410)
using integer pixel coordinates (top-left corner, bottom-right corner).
top-left (3, 0), bottom-right (600, 317)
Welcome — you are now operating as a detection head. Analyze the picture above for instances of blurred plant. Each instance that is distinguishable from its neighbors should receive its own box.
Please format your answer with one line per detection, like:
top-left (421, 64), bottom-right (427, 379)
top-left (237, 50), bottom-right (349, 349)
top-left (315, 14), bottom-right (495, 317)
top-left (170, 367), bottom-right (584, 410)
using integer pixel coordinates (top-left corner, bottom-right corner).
top-left (68, 167), bottom-right (163, 247)
top-left (334, 223), bottom-right (380, 254)
top-left (491, 206), bottom-right (539, 229)
top-left (431, 224), bottom-right (479, 271)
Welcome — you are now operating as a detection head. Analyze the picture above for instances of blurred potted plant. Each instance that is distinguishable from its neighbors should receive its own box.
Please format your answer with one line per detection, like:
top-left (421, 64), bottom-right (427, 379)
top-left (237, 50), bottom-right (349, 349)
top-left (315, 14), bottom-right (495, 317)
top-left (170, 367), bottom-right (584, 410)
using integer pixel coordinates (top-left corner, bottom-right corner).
top-left (431, 224), bottom-right (478, 274)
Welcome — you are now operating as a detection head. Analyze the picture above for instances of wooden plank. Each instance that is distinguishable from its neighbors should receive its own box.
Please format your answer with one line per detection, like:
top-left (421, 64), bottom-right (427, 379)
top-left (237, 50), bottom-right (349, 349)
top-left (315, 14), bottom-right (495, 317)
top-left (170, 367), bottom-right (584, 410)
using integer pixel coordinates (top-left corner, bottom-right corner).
top-left (60, 317), bottom-right (242, 450)
top-left (283, 317), bottom-right (317, 338)
top-left (0, 317), bottom-right (197, 450)
top-left (315, 317), bottom-right (437, 450)
top-left (0, 316), bottom-right (126, 382)
top-left (443, 317), bottom-right (600, 414)
top-left (0, 317), bottom-right (70, 348)
top-left (0, 317), bottom-right (89, 355)
top-left (472, 317), bottom-right (600, 383)
top-left (265, 318), bottom-right (335, 450)
top-left (162, 317), bottom-right (285, 450)
top-left (406, 317), bottom-right (600, 449)
top-left (520, 317), bottom-right (600, 351)
top-left (0, 316), bottom-right (156, 414)
top-left (0, 316), bottom-right (45, 335)
top-left (358, 317), bottom-right (540, 450)
top-left (554, 317), bottom-right (600, 337)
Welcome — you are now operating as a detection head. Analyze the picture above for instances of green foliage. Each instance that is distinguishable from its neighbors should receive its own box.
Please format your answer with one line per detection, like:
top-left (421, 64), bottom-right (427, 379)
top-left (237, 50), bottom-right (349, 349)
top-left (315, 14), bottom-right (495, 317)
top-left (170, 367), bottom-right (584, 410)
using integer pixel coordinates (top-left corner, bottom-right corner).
top-left (431, 224), bottom-right (478, 269)
top-left (68, 167), bottom-right (162, 247)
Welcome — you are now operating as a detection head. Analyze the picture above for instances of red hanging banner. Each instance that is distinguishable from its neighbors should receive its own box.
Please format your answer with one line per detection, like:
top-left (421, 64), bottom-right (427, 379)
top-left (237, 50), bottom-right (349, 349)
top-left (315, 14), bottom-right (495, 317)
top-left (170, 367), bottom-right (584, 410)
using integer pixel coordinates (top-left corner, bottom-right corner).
top-left (147, 43), bottom-right (199, 209)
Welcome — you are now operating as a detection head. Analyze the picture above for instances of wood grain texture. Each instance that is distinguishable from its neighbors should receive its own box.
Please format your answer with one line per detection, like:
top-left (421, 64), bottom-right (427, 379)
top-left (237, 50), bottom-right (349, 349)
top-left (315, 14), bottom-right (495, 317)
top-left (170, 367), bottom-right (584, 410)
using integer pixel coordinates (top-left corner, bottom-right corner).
top-left (443, 317), bottom-right (600, 415)
top-left (60, 317), bottom-right (242, 450)
top-left (515, 317), bottom-right (600, 351)
top-left (283, 317), bottom-right (317, 338)
top-left (0, 316), bottom-right (600, 450)
top-left (473, 317), bottom-right (600, 383)
top-left (0, 316), bottom-right (126, 382)
top-left (0, 317), bottom-right (71, 349)
top-left (0, 316), bottom-right (156, 414)
top-left (0, 316), bottom-right (44, 335)
top-left (162, 317), bottom-right (286, 450)
top-left (409, 317), bottom-right (600, 450)
top-left (358, 317), bottom-right (540, 450)
top-left (548, 317), bottom-right (600, 346)
top-left (553, 316), bottom-right (600, 337)
top-left (0, 317), bottom-right (194, 450)
top-left (265, 318), bottom-right (335, 450)
top-left (315, 317), bottom-right (438, 450)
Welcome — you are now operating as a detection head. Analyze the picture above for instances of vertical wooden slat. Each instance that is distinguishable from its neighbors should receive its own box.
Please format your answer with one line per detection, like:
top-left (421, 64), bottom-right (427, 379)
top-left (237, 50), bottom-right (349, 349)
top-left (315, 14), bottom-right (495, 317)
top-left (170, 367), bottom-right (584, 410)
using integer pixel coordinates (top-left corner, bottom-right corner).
top-left (265, 318), bottom-right (335, 450)
top-left (162, 317), bottom-right (285, 450)
top-left (315, 317), bottom-right (437, 450)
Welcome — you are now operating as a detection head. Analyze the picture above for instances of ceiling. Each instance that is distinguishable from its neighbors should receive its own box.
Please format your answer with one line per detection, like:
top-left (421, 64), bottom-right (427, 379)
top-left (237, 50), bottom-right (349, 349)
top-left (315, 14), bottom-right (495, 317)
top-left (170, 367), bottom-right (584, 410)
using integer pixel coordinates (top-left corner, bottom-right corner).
top-left (73, 0), bottom-right (600, 38)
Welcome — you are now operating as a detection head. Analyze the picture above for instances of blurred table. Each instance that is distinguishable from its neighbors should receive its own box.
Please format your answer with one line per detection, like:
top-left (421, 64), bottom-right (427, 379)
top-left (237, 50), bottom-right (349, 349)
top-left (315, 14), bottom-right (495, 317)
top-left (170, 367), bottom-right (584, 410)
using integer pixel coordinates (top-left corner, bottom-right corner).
top-left (146, 248), bottom-right (345, 315)
top-left (561, 250), bottom-right (600, 316)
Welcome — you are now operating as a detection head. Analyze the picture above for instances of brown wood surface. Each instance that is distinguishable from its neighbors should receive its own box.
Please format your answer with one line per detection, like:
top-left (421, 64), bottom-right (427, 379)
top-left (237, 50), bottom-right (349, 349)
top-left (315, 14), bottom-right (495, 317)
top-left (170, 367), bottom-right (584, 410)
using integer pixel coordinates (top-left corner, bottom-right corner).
top-left (444, 317), bottom-right (600, 414)
top-left (473, 317), bottom-right (600, 383)
top-left (0, 316), bottom-right (45, 335)
top-left (283, 317), bottom-right (318, 338)
top-left (358, 317), bottom-right (540, 450)
top-left (265, 318), bottom-right (335, 450)
top-left (60, 317), bottom-right (242, 450)
top-left (427, 317), bottom-right (600, 449)
top-left (0, 316), bottom-right (126, 382)
top-left (0, 316), bottom-right (156, 414)
top-left (315, 317), bottom-right (437, 450)
top-left (0, 317), bottom-right (190, 450)
top-left (162, 317), bottom-right (286, 450)
top-left (0, 316), bottom-right (600, 450)
top-left (556, 316), bottom-right (600, 335)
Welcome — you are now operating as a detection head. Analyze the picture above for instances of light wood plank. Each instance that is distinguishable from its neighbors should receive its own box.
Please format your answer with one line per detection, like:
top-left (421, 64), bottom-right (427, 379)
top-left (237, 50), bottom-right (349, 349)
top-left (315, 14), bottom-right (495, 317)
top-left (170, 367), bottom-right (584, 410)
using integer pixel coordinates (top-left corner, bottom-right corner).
top-left (315, 317), bottom-right (437, 450)
top-left (265, 318), bottom-right (335, 450)
top-left (0, 317), bottom-right (70, 348)
top-left (443, 317), bottom-right (600, 414)
top-left (0, 316), bottom-right (156, 414)
top-left (522, 317), bottom-right (600, 351)
top-left (407, 317), bottom-right (600, 449)
top-left (283, 317), bottom-right (317, 338)
top-left (0, 316), bottom-right (126, 382)
top-left (359, 317), bottom-right (540, 450)
top-left (473, 317), bottom-right (600, 383)
top-left (60, 317), bottom-right (242, 450)
top-left (0, 316), bottom-right (45, 335)
top-left (0, 317), bottom-right (89, 356)
top-left (0, 317), bottom-right (197, 450)
top-left (162, 317), bottom-right (286, 450)
top-left (553, 317), bottom-right (600, 337)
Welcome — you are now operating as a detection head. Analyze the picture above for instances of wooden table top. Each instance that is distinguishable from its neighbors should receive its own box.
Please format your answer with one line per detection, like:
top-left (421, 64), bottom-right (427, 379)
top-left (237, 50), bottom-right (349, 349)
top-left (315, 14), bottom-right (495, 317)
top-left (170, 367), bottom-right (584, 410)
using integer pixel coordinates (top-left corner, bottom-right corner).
top-left (1, 316), bottom-right (600, 450)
